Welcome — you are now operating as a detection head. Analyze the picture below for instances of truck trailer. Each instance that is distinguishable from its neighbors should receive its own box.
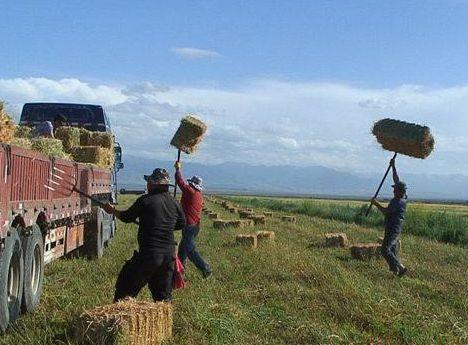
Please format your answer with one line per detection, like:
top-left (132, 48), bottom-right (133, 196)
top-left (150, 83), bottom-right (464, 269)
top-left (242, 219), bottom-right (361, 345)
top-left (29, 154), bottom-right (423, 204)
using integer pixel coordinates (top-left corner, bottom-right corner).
top-left (0, 102), bottom-right (123, 332)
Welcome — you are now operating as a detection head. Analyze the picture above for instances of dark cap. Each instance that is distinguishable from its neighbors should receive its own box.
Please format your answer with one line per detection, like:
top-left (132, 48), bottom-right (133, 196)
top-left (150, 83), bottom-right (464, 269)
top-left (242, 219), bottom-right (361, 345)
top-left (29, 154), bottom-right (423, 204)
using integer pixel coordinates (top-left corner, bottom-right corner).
top-left (392, 181), bottom-right (407, 191)
top-left (144, 168), bottom-right (172, 185)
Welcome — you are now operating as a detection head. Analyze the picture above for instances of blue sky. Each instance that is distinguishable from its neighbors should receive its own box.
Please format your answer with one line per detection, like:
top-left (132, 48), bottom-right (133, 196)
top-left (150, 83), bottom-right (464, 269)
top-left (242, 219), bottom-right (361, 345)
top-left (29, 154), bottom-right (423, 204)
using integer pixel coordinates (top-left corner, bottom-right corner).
top-left (0, 1), bottom-right (468, 176)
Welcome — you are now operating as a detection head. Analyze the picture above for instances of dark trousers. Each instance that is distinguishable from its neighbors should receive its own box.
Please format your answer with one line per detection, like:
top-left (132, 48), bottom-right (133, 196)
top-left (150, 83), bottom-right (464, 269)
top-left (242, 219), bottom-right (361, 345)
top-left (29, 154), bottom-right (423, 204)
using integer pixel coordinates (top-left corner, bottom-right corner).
top-left (381, 230), bottom-right (402, 273)
top-left (114, 251), bottom-right (174, 302)
top-left (178, 224), bottom-right (210, 274)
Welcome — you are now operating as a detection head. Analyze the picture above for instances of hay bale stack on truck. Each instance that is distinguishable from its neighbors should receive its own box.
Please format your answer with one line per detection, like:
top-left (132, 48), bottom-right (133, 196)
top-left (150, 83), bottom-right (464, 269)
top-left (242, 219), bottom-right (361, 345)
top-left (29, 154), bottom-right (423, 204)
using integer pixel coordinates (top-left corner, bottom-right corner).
top-left (0, 103), bottom-right (124, 332)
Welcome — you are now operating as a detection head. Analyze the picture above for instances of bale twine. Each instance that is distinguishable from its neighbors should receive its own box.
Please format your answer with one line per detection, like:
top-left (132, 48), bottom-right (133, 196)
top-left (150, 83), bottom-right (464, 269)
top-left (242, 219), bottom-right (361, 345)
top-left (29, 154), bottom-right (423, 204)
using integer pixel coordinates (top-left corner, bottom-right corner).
top-left (350, 243), bottom-right (381, 261)
top-left (281, 215), bottom-right (296, 223)
top-left (72, 146), bottom-right (114, 169)
top-left (372, 118), bottom-right (435, 159)
top-left (55, 126), bottom-right (81, 152)
top-left (170, 115), bottom-right (207, 154)
top-left (31, 138), bottom-right (70, 159)
top-left (75, 298), bottom-right (172, 345)
top-left (235, 234), bottom-right (257, 248)
top-left (325, 233), bottom-right (349, 248)
top-left (247, 215), bottom-right (267, 225)
top-left (0, 103), bottom-right (15, 144)
top-left (256, 231), bottom-right (275, 243)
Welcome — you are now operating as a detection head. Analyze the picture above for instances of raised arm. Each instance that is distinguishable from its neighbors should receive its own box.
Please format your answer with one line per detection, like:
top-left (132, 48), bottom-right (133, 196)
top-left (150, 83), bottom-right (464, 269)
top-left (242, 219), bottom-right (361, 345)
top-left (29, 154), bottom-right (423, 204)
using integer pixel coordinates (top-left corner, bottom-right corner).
top-left (174, 162), bottom-right (191, 193)
top-left (390, 158), bottom-right (400, 184)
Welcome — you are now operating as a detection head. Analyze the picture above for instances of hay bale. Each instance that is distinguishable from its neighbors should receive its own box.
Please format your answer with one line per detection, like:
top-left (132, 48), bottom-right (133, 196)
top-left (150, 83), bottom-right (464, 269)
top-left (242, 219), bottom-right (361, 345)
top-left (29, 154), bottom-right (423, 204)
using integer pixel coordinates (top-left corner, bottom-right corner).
top-left (208, 213), bottom-right (219, 220)
top-left (233, 219), bottom-right (254, 228)
top-left (0, 103), bottom-right (15, 144)
top-left (31, 138), bottom-right (70, 159)
top-left (72, 146), bottom-right (114, 169)
top-left (372, 118), bottom-right (435, 159)
top-left (228, 207), bottom-right (239, 214)
top-left (235, 234), bottom-right (257, 248)
top-left (247, 215), bottom-right (267, 225)
top-left (263, 212), bottom-right (273, 217)
top-left (256, 231), bottom-right (275, 243)
top-left (55, 126), bottom-right (81, 152)
top-left (170, 115), bottom-right (207, 154)
top-left (239, 210), bottom-right (254, 219)
top-left (14, 125), bottom-right (32, 138)
top-left (79, 128), bottom-right (93, 146)
top-left (350, 243), bottom-right (381, 261)
top-left (75, 298), bottom-right (172, 345)
top-left (213, 220), bottom-right (230, 229)
top-left (281, 215), bottom-right (296, 223)
top-left (10, 137), bottom-right (32, 149)
top-left (325, 233), bottom-right (349, 248)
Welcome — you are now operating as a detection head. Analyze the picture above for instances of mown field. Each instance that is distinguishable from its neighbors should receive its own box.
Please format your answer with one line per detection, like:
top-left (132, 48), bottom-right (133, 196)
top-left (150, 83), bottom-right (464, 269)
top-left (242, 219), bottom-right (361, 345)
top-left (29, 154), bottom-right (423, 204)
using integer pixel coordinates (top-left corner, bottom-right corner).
top-left (1, 194), bottom-right (467, 344)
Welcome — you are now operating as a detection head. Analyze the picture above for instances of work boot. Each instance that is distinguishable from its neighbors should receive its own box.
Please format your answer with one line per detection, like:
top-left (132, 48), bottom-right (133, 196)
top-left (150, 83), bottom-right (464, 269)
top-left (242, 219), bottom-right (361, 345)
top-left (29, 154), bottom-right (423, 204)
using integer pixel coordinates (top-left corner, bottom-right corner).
top-left (397, 266), bottom-right (408, 277)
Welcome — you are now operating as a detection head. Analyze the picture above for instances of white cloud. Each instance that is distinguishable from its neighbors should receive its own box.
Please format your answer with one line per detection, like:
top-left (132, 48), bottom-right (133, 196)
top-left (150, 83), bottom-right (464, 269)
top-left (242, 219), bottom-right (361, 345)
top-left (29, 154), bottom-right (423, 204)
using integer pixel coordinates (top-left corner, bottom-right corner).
top-left (171, 47), bottom-right (221, 59)
top-left (1, 77), bottom-right (467, 176)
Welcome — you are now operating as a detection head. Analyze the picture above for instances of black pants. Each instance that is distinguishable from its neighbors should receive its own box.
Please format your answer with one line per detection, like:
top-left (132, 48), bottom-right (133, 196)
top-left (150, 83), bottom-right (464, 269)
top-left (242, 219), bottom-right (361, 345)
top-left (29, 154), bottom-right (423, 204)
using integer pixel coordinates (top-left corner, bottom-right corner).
top-left (114, 251), bottom-right (175, 302)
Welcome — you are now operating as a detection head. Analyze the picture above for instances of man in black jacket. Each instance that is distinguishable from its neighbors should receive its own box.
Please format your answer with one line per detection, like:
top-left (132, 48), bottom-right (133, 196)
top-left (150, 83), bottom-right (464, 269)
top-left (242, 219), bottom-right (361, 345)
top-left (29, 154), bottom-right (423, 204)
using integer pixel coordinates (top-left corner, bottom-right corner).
top-left (102, 168), bottom-right (186, 302)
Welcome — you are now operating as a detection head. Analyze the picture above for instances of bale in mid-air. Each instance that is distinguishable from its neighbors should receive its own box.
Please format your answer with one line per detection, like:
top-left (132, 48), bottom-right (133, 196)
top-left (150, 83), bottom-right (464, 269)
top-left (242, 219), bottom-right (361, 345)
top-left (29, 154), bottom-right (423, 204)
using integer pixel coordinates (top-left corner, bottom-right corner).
top-left (170, 115), bottom-right (207, 154)
top-left (372, 118), bottom-right (435, 159)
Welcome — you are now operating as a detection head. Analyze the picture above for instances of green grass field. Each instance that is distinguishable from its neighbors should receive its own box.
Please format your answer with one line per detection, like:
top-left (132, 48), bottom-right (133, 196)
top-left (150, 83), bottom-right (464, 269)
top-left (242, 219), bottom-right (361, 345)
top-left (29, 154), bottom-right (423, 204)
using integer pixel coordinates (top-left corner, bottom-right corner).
top-left (1, 194), bottom-right (467, 344)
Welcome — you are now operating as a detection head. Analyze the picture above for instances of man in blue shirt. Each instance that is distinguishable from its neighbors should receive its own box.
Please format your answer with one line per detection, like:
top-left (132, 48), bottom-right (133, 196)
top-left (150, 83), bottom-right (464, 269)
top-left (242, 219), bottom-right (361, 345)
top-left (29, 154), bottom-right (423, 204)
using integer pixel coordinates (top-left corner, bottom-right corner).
top-left (371, 158), bottom-right (408, 277)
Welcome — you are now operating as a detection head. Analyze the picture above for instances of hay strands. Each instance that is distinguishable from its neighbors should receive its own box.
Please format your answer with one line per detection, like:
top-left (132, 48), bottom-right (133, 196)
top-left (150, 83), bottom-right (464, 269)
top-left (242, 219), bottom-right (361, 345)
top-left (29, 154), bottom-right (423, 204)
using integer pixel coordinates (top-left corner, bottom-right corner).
top-left (44, 166), bottom-right (106, 206)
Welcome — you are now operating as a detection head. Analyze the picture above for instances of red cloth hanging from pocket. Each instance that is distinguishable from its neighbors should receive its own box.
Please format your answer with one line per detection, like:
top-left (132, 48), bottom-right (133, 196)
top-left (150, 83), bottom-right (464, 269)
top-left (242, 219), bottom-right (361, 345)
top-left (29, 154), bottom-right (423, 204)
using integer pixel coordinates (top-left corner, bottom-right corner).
top-left (173, 255), bottom-right (186, 289)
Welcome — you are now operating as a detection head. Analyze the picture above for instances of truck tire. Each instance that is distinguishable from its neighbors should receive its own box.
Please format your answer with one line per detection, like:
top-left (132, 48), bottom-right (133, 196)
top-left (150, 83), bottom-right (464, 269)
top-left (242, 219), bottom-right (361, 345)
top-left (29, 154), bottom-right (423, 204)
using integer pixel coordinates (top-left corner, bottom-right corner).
top-left (0, 228), bottom-right (24, 333)
top-left (83, 207), bottom-right (104, 259)
top-left (21, 225), bottom-right (44, 313)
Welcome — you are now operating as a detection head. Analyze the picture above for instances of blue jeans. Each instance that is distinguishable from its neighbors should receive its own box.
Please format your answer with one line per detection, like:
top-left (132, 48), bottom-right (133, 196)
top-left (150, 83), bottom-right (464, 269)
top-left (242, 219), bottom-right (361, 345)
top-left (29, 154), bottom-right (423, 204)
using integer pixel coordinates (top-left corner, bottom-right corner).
top-left (178, 224), bottom-right (211, 274)
top-left (381, 230), bottom-right (403, 273)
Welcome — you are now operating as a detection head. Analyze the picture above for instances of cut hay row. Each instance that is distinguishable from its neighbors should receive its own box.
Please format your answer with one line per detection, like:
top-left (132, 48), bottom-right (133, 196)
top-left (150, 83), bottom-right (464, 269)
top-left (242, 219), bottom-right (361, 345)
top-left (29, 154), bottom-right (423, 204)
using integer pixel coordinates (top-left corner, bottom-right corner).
top-left (75, 298), bottom-right (172, 345)
top-left (372, 118), bottom-right (435, 159)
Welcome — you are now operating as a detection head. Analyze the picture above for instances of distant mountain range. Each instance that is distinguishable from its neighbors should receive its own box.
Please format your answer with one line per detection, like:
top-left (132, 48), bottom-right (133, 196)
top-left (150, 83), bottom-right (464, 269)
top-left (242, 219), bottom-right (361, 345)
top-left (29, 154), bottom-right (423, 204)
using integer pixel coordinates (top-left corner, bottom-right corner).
top-left (117, 155), bottom-right (468, 201)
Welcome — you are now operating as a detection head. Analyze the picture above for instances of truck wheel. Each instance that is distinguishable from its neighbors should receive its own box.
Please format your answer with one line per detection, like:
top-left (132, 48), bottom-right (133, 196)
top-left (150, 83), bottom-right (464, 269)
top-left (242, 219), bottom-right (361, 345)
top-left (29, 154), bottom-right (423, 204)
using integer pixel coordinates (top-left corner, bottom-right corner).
top-left (83, 207), bottom-right (104, 259)
top-left (21, 225), bottom-right (44, 313)
top-left (0, 228), bottom-right (24, 332)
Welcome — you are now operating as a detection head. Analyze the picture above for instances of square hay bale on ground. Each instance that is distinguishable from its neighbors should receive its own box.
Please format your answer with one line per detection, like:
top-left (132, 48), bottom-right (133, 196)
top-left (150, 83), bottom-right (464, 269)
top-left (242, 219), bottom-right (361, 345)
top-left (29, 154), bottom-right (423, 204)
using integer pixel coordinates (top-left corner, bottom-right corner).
top-left (281, 215), bottom-right (296, 223)
top-left (234, 219), bottom-right (254, 228)
top-left (256, 231), bottom-right (275, 243)
top-left (72, 146), bottom-right (114, 169)
top-left (213, 220), bottom-right (230, 229)
top-left (208, 213), bottom-right (219, 220)
top-left (350, 243), bottom-right (381, 261)
top-left (263, 212), bottom-right (273, 217)
top-left (325, 233), bottom-right (349, 248)
top-left (228, 207), bottom-right (239, 214)
top-left (55, 126), bottom-right (81, 152)
top-left (239, 210), bottom-right (254, 219)
top-left (247, 215), bottom-right (267, 225)
top-left (236, 234), bottom-right (257, 248)
top-left (75, 298), bottom-right (172, 345)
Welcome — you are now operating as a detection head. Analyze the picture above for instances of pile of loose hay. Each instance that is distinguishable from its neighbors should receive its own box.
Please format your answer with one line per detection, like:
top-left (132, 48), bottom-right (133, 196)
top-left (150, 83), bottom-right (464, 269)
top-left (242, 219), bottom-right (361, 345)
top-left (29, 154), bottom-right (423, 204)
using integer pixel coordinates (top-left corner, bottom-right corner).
top-left (0, 102), bottom-right (15, 144)
top-left (236, 234), bottom-right (257, 248)
top-left (325, 233), bottom-right (349, 248)
top-left (75, 298), bottom-right (172, 345)
top-left (281, 215), bottom-right (296, 223)
top-left (372, 118), bottom-right (435, 159)
top-left (170, 115), bottom-right (207, 154)
top-left (55, 126), bottom-right (81, 152)
top-left (256, 231), bottom-right (275, 243)
top-left (31, 138), bottom-right (70, 159)
top-left (350, 243), bottom-right (381, 261)
top-left (72, 146), bottom-right (114, 169)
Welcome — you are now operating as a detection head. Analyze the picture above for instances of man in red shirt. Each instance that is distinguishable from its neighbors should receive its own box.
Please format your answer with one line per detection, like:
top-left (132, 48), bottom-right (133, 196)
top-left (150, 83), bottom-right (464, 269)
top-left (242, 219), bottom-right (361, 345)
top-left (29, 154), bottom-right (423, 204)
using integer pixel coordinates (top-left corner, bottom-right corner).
top-left (175, 161), bottom-right (212, 278)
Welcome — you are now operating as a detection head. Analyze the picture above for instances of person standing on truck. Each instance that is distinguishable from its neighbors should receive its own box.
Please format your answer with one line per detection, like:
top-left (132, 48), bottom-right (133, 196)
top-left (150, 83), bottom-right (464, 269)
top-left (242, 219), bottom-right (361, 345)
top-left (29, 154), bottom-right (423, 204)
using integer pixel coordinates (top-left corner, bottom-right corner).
top-left (174, 161), bottom-right (212, 278)
top-left (32, 114), bottom-right (67, 138)
top-left (371, 158), bottom-right (408, 277)
top-left (102, 168), bottom-right (186, 302)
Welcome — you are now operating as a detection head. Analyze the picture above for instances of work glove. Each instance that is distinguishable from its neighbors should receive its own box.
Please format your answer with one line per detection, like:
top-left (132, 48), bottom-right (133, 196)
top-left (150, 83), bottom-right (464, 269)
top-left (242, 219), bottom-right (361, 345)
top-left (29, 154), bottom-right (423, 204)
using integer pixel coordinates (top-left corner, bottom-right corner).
top-left (102, 203), bottom-right (115, 214)
top-left (174, 161), bottom-right (182, 170)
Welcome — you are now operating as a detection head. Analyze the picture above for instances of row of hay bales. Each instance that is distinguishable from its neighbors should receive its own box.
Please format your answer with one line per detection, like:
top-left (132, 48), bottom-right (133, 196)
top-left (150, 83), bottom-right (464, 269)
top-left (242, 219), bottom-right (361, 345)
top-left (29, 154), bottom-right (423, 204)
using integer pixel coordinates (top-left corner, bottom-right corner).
top-left (6, 121), bottom-right (114, 169)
